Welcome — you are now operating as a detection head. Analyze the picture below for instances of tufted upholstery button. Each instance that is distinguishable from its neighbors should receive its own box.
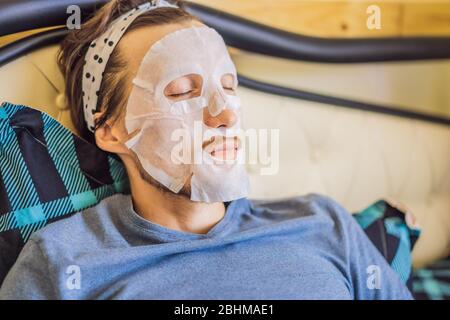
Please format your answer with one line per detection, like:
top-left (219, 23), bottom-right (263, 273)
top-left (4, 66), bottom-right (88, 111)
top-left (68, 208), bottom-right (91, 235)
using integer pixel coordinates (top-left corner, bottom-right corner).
top-left (55, 93), bottom-right (68, 110)
top-left (310, 149), bottom-right (320, 163)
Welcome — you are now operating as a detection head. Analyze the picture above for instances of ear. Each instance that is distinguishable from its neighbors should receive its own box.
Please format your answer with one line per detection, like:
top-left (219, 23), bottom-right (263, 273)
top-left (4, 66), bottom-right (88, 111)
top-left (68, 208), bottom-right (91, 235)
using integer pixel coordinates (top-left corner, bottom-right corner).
top-left (93, 112), bottom-right (129, 155)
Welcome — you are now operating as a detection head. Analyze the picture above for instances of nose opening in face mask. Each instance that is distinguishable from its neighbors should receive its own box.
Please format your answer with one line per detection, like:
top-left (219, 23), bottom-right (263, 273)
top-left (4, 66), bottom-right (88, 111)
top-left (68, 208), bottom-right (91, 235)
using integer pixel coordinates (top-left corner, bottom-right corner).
top-left (208, 90), bottom-right (228, 117)
top-left (205, 72), bottom-right (239, 117)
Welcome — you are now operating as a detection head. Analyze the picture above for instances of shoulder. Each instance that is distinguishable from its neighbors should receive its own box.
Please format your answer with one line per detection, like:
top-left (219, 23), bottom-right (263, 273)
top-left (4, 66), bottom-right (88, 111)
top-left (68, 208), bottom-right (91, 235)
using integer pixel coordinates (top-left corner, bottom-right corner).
top-left (29, 193), bottom-right (131, 249)
top-left (250, 192), bottom-right (352, 223)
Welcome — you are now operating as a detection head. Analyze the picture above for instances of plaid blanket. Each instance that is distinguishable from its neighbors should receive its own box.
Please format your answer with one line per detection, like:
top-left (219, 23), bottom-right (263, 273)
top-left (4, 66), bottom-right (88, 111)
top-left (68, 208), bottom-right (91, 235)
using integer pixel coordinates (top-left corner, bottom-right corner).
top-left (0, 102), bottom-right (130, 283)
top-left (353, 200), bottom-right (420, 291)
top-left (413, 255), bottom-right (450, 300)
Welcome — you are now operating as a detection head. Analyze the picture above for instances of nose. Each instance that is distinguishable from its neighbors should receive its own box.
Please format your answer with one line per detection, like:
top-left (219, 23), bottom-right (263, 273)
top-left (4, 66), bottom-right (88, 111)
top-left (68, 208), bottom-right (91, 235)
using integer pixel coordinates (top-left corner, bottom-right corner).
top-left (203, 107), bottom-right (237, 128)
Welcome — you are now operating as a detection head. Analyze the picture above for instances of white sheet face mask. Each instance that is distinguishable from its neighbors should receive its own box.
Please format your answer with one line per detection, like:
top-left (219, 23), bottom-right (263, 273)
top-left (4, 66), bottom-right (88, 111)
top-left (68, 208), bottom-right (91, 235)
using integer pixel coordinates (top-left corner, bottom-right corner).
top-left (124, 26), bottom-right (250, 202)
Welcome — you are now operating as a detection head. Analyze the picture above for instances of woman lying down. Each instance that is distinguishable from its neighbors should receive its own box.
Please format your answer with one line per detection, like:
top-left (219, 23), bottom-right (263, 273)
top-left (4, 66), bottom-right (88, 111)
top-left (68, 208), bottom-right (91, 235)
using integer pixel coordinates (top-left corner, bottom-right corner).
top-left (0, 0), bottom-right (412, 300)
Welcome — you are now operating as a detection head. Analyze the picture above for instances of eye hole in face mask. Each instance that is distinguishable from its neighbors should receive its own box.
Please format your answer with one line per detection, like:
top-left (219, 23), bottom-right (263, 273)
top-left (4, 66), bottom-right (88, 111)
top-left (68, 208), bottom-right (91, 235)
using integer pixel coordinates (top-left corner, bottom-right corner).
top-left (164, 73), bottom-right (237, 101)
top-left (164, 74), bottom-right (202, 101)
top-left (221, 73), bottom-right (236, 95)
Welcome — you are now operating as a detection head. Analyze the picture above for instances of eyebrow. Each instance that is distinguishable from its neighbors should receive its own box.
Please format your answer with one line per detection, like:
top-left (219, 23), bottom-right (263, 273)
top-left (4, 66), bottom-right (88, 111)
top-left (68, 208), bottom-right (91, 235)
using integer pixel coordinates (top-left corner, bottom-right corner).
top-left (171, 75), bottom-right (197, 88)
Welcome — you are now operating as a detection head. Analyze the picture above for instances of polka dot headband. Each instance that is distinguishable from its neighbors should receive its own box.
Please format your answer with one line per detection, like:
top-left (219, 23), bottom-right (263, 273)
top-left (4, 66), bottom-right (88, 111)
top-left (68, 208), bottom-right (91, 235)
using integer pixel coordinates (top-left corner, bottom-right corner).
top-left (82, 0), bottom-right (178, 132)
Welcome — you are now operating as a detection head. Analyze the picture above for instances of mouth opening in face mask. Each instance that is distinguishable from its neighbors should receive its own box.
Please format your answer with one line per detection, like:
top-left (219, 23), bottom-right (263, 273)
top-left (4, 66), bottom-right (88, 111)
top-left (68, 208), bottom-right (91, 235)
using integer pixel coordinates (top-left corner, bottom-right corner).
top-left (202, 136), bottom-right (241, 162)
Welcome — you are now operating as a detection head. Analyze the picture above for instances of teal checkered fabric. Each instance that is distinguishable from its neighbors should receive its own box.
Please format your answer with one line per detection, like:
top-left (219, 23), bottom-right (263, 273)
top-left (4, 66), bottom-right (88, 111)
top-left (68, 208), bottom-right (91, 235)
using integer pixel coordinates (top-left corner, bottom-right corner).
top-left (0, 102), bottom-right (130, 284)
top-left (353, 200), bottom-right (421, 291)
top-left (413, 255), bottom-right (450, 300)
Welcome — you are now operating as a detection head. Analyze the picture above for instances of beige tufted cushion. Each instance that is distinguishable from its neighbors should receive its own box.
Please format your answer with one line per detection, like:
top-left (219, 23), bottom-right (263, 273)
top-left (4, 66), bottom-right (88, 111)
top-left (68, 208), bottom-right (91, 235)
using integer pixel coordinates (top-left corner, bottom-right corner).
top-left (232, 50), bottom-right (450, 267)
top-left (0, 44), bottom-right (449, 267)
top-left (0, 46), bottom-right (76, 133)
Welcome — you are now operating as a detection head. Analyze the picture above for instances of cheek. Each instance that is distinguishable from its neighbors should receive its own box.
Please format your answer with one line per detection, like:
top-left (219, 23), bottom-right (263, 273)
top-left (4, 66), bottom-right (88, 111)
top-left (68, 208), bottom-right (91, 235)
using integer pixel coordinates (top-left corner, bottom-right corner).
top-left (136, 119), bottom-right (186, 158)
top-left (113, 115), bottom-right (133, 142)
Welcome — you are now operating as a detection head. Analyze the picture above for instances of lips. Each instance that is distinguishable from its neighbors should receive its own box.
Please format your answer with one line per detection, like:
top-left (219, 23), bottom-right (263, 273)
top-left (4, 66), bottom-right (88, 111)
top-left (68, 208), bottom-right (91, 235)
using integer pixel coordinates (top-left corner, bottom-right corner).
top-left (203, 136), bottom-right (240, 160)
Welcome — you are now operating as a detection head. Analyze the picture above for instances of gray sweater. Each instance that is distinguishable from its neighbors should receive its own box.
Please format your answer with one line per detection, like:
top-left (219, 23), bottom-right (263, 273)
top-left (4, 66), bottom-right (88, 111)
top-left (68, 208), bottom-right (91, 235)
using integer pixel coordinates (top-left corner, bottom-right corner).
top-left (0, 193), bottom-right (412, 300)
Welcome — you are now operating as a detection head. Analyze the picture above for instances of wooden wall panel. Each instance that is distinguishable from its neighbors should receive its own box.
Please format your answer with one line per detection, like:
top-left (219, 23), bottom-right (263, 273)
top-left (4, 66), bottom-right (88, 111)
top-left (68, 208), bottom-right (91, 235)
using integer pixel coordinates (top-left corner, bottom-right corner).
top-left (1, 1), bottom-right (450, 48)
top-left (191, 0), bottom-right (450, 37)
top-left (402, 3), bottom-right (450, 36)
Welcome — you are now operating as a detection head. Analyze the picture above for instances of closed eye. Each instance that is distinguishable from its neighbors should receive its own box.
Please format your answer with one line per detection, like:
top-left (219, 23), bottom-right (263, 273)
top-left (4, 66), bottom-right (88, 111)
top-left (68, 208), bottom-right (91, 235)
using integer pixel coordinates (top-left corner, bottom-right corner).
top-left (169, 86), bottom-right (234, 99)
top-left (169, 90), bottom-right (193, 97)
top-left (223, 86), bottom-right (235, 94)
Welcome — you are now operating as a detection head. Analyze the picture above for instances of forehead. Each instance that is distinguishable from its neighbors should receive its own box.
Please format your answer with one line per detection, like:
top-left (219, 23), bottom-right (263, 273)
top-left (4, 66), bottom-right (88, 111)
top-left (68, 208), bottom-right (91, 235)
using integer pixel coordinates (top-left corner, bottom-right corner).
top-left (143, 26), bottom-right (231, 73)
top-left (119, 20), bottom-right (204, 78)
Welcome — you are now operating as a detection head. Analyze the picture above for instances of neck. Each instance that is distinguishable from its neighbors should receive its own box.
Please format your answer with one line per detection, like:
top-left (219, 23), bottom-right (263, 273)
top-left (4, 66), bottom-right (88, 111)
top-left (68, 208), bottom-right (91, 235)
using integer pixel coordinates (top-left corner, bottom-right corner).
top-left (125, 160), bottom-right (226, 234)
